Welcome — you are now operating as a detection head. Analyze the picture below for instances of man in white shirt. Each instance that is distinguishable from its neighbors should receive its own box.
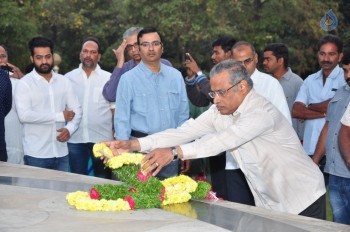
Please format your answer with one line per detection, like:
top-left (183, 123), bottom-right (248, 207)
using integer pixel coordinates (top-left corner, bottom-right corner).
top-left (15, 37), bottom-right (82, 171)
top-left (292, 35), bottom-right (346, 185)
top-left (106, 60), bottom-right (326, 219)
top-left (211, 41), bottom-right (291, 206)
top-left (65, 37), bottom-right (114, 179)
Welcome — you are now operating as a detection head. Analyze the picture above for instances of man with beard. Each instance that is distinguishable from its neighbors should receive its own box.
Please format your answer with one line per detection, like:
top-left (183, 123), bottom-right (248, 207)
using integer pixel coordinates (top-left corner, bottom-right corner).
top-left (102, 27), bottom-right (172, 102)
top-left (14, 37), bottom-right (82, 171)
top-left (312, 48), bottom-right (350, 225)
top-left (114, 27), bottom-right (189, 179)
top-left (292, 35), bottom-right (346, 184)
top-left (65, 37), bottom-right (114, 179)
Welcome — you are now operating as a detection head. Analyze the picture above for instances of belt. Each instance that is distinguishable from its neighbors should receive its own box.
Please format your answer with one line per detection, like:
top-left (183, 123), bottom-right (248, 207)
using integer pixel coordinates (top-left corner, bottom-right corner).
top-left (130, 130), bottom-right (148, 138)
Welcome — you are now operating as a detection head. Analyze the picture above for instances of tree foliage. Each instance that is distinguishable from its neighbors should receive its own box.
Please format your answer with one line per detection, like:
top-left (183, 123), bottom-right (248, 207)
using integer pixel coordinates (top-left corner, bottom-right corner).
top-left (0, 1), bottom-right (40, 71)
top-left (0, 0), bottom-right (349, 77)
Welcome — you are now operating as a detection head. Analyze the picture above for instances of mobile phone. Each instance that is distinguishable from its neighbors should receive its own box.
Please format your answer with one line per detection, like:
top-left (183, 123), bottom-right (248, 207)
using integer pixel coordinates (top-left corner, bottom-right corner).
top-left (0, 65), bottom-right (13, 72)
top-left (185, 53), bottom-right (191, 61)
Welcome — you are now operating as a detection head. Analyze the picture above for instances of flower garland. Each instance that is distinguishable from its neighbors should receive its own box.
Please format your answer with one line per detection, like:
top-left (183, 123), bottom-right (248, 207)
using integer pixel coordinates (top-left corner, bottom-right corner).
top-left (66, 143), bottom-right (212, 212)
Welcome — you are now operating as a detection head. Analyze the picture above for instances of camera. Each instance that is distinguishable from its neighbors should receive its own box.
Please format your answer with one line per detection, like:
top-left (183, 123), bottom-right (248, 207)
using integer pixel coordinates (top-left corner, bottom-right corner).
top-left (0, 65), bottom-right (13, 72)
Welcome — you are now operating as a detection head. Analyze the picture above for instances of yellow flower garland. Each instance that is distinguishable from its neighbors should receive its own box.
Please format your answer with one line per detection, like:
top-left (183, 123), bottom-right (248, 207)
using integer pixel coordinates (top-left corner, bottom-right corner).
top-left (66, 191), bottom-right (131, 211)
top-left (67, 143), bottom-right (210, 212)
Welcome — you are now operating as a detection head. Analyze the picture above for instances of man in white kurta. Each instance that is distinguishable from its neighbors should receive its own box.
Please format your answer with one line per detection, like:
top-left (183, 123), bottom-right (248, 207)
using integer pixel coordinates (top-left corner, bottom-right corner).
top-left (107, 60), bottom-right (326, 218)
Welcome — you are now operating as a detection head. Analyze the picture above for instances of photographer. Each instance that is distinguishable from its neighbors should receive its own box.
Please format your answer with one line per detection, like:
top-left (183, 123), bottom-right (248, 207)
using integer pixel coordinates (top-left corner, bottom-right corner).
top-left (0, 44), bottom-right (24, 79)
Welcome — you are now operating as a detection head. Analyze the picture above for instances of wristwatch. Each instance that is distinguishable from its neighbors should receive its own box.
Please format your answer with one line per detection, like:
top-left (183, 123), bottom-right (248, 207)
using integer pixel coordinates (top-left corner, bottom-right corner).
top-left (171, 146), bottom-right (179, 161)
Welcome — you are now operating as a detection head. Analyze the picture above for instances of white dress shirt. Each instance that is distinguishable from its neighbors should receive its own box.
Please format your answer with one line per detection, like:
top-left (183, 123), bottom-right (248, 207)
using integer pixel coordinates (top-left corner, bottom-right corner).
top-left (65, 64), bottom-right (114, 143)
top-left (295, 65), bottom-right (346, 155)
top-left (5, 78), bottom-right (23, 164)
top-left (341, 102), bottom-right (350, 126)
top-left (15, 69), bottom-right (82, 158)
top-left (226, 69), bottom-right (291, 169)
top-left (139, 90), bottom-right (325, 215)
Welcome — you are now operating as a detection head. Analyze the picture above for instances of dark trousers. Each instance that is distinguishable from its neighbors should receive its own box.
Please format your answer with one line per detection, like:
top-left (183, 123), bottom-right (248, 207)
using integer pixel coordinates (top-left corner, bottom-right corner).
top-left (68, 142), bottom-right (112, 179)
top-left (208, 152), bottom-right (227, 199)
top-left (310, 155), bottom-right (329, 186)
top-left (226, 169), bottom-right (255, 206)
top-left (0, 148), bottom-right (7, 162)
top-left (299, 194), bottom-right (326, 220)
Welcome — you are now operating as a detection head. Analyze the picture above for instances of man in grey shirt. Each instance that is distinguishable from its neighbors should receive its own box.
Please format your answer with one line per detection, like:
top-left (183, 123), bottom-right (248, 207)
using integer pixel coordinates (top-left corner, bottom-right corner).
top-left (263, 43), bottom-right (304, 140)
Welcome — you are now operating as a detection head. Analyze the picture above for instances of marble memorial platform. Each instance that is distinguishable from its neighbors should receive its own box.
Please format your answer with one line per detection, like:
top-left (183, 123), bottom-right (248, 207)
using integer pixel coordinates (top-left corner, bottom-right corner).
top-left (0, 162), bottom-right (348, 232)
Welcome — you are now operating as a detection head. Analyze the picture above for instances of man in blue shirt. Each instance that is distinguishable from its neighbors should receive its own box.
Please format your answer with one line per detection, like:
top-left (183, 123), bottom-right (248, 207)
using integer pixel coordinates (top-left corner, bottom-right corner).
top-left (102, 27), bottom-right (171, 102)
top-left (114, 27), bottom-right (189, 179)
top-left (312, 48), bottom-right (350, 225)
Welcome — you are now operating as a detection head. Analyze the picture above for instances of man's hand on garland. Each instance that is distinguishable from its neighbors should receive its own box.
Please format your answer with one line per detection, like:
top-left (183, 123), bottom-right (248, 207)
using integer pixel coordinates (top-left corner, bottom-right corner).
top-left (142, 148), bottom-right (173, 176)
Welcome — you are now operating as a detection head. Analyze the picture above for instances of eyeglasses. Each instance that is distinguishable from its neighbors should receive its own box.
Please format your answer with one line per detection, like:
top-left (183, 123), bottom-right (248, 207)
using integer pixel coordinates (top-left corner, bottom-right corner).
top-left (208, 81), bottom-right (242, 98)
top-left (0, 54), bottom-right (8, 59)
top-left (139, 41), bottom-right (162, 49)
top-left (126, 43), bottom-right (139, 51)
top-left (237, 56), bottom-right (254, 66)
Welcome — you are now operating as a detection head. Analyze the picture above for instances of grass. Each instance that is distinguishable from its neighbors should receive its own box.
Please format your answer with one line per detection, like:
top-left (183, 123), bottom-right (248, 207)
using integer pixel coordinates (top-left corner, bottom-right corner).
top-left (326, 189), bottom-right (333, 221)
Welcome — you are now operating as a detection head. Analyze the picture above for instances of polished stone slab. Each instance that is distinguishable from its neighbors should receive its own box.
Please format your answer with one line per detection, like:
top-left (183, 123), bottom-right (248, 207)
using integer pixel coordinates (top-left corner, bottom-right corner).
top-left (0, 162), bottom-right (349, 232)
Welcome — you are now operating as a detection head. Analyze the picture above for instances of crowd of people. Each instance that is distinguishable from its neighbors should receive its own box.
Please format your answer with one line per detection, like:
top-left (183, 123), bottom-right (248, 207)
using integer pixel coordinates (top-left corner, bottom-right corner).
top-left (0, 28), bottom-right (349, 224)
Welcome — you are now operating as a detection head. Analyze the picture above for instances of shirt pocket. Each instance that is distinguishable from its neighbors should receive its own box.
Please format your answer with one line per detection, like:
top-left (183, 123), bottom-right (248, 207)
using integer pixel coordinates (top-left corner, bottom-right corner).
top-left (93, 87), bottom-right (103, 103)
top-left (134, 91), bottom-right (152, 115)
top-left (168, 90), bottom-right (180, 110)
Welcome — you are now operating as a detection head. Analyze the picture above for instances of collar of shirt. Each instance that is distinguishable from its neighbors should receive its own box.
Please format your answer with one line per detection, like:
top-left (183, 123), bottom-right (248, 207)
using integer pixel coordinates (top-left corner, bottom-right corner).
top-left (250, 68), bottom-right (259, 78)
top-left (231, 90), bottom-right (255, 118)
top-left (282, 67), bottom-right (294, 81)
top-left (345, 83), bottom-right (350, 91)
top-left (314, 64), bottom-right (343, 80)
top-left (31, 69), bottom-right (55, 82)
top-left (78, 63), bottom-right (103, 76)
top-left (138, 60), bottom-right (164, 77)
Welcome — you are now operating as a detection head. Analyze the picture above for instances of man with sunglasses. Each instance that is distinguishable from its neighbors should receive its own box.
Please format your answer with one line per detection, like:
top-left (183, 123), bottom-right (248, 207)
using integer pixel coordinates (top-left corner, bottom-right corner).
top-left (102, 27), bottom-right (172, 102)
top-left (114, 27), bottom-right (189, 179)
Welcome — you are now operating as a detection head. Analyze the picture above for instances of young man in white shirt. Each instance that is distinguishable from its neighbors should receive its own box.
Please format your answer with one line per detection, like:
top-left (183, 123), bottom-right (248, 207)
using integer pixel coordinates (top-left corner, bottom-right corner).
top-left (15, 37), bottom-right (82, 171)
